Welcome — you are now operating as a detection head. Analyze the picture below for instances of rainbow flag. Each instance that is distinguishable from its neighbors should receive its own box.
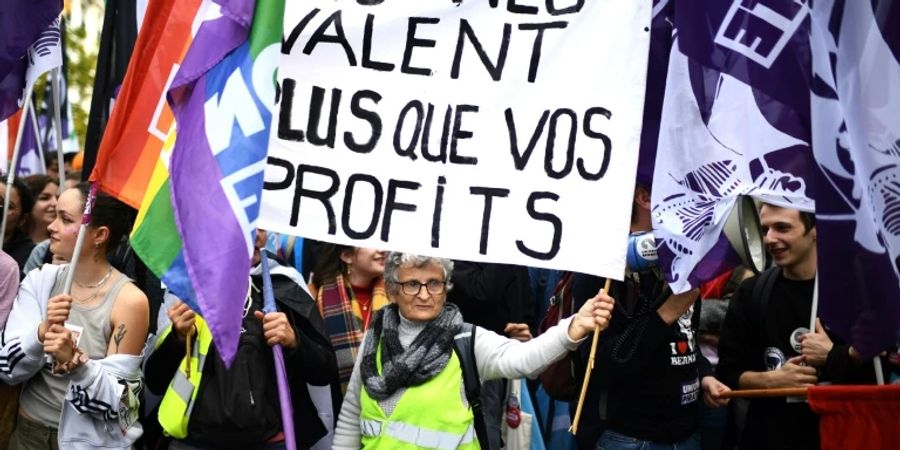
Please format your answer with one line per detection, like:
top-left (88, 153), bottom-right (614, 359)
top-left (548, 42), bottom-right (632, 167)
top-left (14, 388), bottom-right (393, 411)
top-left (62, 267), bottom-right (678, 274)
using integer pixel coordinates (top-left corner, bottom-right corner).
top-left (167, 0), bottom-right (283, 364)
top-left (88, 0), bottom-right (202, 208)
top-left (129, 129), bottom-right (195, 306)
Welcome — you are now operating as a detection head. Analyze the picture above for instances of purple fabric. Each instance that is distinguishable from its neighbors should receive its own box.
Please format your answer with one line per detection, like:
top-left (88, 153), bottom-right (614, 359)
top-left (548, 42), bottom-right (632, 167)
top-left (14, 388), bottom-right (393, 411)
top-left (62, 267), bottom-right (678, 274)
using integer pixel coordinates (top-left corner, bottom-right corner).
top-left (636, 0), bottom-right (675, 187)
top-left (675, 0), bottom-right (811, 117)
top-left (0, 61), bottom-right (25, 121)
top-left (651, 1), bottom-right (814, 293)
top-left (810, 0), bottom-right (900, 358)
top-left (0, 0), bottom-right (61, 121)
top-left (167, 0), bottom-right (269, 366)
top-left (0, 0), bottom-right (61, 80)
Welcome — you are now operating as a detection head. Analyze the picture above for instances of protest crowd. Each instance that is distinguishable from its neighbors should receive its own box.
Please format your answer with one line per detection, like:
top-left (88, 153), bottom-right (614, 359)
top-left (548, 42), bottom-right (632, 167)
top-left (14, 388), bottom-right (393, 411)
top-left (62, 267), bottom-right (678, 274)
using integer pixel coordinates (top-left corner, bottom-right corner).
top-left (2, 1), bottom-right (900, 450)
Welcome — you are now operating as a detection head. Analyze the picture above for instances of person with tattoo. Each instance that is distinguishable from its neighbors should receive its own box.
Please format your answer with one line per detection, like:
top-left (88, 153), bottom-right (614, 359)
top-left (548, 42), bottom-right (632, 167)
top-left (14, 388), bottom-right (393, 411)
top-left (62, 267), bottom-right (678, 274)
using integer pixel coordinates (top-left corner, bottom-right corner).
top-left (0, 183), bottom-right (149, 449)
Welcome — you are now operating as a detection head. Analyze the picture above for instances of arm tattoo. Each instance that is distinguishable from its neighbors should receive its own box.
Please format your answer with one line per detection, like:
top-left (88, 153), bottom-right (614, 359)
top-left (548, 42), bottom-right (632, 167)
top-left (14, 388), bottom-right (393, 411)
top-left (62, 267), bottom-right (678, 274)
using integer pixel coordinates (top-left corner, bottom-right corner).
top-left (114, 324), bottom-right (127, 352)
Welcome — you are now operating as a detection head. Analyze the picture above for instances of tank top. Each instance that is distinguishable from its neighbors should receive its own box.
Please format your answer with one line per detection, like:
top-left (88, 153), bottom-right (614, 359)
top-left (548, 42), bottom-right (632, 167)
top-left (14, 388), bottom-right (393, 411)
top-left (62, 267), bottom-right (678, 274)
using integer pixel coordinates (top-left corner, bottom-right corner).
top-left (18, 266), bottom-right (130, 428)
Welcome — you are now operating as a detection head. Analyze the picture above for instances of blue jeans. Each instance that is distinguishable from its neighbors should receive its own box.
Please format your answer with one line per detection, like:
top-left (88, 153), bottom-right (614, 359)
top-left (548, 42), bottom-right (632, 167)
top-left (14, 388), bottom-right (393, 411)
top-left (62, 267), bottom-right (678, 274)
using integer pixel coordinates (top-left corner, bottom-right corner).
top-left (597, 430), bottom-right (701, 450)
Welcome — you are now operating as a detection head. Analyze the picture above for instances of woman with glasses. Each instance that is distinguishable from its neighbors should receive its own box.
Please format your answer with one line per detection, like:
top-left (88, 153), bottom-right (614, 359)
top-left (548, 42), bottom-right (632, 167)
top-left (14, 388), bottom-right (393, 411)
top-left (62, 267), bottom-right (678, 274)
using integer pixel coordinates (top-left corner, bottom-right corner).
top-left (332, 252), bottom-right (616, 450)
top-left (309, 244), bottom-right (388, 391)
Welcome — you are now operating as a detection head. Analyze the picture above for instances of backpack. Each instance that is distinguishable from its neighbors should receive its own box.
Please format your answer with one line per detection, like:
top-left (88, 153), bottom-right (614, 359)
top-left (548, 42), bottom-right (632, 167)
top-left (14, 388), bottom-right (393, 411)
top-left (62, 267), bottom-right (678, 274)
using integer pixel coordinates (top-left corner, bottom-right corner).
top-left (453, 322), bottom-right (494, 450)
top-left (537, 271), bottom-right (581, 401)
top-left (751, 267), bottom-right (779, 325)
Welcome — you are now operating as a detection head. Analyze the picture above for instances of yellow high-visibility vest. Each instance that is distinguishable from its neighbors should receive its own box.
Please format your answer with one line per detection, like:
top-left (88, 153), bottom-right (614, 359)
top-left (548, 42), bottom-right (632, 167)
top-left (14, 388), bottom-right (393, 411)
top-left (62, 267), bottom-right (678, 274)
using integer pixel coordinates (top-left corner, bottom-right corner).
top-left (156, 316), bottom-right (212, 439)
top-left (360, 342), bottom-right (480, 450)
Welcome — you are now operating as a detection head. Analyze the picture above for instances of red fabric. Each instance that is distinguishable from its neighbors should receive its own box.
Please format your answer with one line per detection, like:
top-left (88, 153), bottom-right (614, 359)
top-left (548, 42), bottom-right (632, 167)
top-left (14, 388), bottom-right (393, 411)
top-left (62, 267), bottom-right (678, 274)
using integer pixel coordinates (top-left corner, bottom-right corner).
top-left (808, 384), bottom-right (900, 450)
top-left (700, 268), bottom-right (732, 299)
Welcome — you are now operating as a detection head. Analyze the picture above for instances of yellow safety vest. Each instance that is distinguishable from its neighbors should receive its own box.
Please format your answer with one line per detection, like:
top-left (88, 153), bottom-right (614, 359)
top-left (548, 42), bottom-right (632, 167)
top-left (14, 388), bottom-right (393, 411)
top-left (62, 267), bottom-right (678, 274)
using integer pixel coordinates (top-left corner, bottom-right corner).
top-left (360, 342), bottom-right (480, 450)
top-left (156, 316), bottom-right (213, 439)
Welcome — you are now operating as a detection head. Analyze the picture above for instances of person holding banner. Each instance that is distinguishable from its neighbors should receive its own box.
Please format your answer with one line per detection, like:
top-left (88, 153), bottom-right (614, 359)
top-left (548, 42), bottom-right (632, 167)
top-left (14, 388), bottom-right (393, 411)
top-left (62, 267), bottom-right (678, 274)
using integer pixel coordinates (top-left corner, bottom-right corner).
top-left (716, 204), bottom-right (879, 450)
top-left (569, 185), bottom-right (731, 450)
top-left (0, 183), bottom-right (148, 449)
top-left (145, 229), bottom-right (339, 450)
top-left (309, 244), bottom-right (388, 391)
top-left (1, 178), bottom-right (36, 277)
top-left (332, 252), bottom-right (615, 450)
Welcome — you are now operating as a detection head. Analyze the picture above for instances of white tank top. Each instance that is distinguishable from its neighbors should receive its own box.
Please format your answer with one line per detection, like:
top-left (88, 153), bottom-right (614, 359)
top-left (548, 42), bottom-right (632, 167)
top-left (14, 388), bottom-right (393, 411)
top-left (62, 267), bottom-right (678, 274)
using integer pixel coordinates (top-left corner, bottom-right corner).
top-left (18, 266), bottom-right (130, 428)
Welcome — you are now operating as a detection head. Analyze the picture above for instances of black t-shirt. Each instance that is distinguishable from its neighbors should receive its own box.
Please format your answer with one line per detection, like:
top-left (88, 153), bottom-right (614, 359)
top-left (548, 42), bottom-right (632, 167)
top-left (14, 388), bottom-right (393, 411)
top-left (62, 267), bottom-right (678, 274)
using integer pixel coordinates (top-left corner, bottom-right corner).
top-left (718, 272), bottom-right (818, 450)
top-left (573, 272), bottom-right (710, 444)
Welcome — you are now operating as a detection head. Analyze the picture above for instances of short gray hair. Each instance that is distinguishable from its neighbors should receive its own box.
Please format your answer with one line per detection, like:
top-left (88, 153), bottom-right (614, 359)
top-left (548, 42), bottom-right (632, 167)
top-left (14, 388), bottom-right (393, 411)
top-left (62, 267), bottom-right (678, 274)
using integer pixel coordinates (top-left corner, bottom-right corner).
top-left (384, 252), bottom-right (454, 293)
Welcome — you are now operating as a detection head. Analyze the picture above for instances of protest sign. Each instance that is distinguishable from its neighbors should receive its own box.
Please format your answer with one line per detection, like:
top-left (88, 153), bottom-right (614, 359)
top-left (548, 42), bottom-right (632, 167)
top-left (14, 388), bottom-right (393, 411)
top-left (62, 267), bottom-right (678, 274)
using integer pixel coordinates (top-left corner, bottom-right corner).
top-left (260, 0), bottom-right (650, 277)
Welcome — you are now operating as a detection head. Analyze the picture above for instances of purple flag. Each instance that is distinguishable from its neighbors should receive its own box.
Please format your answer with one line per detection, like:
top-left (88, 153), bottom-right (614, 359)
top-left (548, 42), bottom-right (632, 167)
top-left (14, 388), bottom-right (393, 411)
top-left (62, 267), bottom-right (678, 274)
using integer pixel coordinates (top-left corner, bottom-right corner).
top-left (168, 0), bottom-right (283, 365)
top-left (16, 105), bottom-right (46, 176)
top-left (651, 0), bottom-right (815, 293)
top-left (810, 0), bottom-right (900, 358)
top-left (0, 0), bottom-right (62, 120)
top-left (635, 0), bottom-right (675, 187)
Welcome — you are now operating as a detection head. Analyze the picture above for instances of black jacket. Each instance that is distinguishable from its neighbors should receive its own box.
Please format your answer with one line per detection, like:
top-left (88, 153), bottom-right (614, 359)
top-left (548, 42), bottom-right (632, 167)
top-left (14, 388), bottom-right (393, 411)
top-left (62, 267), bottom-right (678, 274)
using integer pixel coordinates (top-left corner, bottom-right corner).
top-left (572, 272), bottom-right (711, 445)
top-left (145, 273), bottom-right (339, 449)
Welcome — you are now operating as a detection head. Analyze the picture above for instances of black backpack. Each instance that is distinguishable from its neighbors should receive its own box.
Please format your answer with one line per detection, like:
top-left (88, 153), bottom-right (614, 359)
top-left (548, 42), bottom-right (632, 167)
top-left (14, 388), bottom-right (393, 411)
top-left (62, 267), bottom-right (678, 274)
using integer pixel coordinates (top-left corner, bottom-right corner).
top-left (453, 322), bottom-right (495, 450)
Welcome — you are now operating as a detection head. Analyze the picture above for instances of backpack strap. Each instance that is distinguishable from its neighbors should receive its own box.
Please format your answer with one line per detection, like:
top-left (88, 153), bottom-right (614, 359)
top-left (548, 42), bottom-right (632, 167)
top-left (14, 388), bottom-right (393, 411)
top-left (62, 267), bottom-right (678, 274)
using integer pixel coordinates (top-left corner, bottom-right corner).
top-left (751, 267), bottom-right (780, 326)
top-left (453, 322), bottom-right (492, 450)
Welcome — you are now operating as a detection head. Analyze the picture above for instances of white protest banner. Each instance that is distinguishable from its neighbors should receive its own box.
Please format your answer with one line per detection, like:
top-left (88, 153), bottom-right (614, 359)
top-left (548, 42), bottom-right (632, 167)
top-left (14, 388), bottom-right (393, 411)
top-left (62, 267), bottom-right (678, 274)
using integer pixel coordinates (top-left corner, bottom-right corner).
top-left (259, 0), bottom-right (650, 278)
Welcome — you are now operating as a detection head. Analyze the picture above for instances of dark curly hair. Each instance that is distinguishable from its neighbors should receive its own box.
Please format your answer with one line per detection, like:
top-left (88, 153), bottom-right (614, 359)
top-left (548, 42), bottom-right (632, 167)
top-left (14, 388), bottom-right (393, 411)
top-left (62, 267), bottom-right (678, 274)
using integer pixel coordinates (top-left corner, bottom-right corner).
top-left (73, 183), bottom-right (137, 256)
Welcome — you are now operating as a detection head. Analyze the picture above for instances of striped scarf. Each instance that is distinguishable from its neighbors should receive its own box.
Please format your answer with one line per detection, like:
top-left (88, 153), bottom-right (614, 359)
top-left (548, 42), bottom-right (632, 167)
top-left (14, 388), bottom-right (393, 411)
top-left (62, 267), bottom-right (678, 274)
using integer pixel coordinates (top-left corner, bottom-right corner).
top-left (316, 274), bottom-right (389, 391)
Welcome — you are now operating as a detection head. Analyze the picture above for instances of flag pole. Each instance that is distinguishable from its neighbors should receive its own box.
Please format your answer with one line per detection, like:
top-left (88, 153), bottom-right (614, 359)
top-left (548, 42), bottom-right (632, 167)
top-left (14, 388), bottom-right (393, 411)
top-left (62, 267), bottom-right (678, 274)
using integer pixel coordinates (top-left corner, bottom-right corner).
top-left (27, 100), bottom-right (46, 172)
top-left (51, 67), bottom-right (66, 188)
top-left (570, 277), bottom-right (612, 435)
top-left (1, 88), bottom-right (35, 241)
top-left (62, 182), bottom-right (97, 295)
top-left (260, 252), bottom-right (297, 450)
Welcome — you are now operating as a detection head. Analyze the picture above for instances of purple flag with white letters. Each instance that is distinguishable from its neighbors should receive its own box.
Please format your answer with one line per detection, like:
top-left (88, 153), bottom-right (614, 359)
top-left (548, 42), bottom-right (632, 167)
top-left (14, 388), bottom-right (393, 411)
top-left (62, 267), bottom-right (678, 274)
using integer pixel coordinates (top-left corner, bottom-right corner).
top-left (809, 0), bottom-right (900, 358)
top-left (168, 0), bottom-right (283, 365)
top-left (0, 2), bottom-right (62, 121)
top-left (651, 0), bottom-right (815, 293)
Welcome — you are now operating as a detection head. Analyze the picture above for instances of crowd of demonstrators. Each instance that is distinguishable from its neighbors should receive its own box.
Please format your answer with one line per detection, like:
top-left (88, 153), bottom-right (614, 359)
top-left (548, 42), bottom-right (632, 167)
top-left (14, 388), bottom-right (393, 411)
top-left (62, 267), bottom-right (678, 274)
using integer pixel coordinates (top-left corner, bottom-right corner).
top-left (0, 174), bottom-right (895, 450)
top-left (0, 183), bottom-right (149, 449)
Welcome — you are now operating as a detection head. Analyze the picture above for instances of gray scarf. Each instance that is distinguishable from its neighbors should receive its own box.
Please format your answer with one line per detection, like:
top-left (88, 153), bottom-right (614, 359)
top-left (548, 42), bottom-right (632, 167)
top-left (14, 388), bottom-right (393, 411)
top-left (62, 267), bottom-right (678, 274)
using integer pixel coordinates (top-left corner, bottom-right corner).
top-left (361, 303), bottom-right (463, 400)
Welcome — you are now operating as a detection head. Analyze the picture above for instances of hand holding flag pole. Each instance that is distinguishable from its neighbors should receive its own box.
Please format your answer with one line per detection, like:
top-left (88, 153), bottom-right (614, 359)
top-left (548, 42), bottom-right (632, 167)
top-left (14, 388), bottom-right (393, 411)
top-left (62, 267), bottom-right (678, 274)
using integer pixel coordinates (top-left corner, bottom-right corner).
top-left (570, 278), bottom-right (612, 435)
top-left (260, 254), bottom-right (297, 450)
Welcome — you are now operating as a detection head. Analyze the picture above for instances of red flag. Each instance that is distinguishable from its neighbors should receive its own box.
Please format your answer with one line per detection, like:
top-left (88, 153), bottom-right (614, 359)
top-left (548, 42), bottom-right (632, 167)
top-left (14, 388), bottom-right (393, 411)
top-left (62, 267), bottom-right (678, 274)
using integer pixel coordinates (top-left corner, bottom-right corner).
top-left (88, 0), bottom-right (201, 208)
top-left (808, 385), bottom-right (900, 450)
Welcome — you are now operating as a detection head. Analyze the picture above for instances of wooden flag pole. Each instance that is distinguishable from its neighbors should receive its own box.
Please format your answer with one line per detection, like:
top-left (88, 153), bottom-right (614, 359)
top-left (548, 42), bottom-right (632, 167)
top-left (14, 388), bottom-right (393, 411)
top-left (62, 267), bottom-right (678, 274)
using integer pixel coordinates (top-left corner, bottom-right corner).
top-left (570, 277), bottom-right (612, 435)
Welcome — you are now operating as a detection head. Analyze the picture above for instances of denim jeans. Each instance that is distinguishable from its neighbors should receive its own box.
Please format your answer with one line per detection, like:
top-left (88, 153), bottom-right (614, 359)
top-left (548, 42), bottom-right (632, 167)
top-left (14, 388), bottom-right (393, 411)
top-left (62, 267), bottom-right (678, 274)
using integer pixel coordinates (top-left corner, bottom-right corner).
top-left (597, 430), bottom-right (701, 450)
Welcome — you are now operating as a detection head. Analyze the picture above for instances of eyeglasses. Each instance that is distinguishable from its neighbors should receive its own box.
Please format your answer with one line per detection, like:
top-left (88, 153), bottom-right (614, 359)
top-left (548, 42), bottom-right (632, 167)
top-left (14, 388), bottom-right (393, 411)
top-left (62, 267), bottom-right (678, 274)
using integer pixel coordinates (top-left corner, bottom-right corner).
top-left (398, 279), bottom-right (447, 296)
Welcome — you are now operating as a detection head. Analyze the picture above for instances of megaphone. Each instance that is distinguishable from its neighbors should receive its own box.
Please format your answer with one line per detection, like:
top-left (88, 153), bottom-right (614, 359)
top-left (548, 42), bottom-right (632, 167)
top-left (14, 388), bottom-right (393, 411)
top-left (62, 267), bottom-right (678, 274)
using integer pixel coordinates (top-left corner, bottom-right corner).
top-left (723, 195), bottom-right (769, 274)
top-left (626, 231), bottom-right (658, 272)
top-left (626, 195), bottom-right (769, 274)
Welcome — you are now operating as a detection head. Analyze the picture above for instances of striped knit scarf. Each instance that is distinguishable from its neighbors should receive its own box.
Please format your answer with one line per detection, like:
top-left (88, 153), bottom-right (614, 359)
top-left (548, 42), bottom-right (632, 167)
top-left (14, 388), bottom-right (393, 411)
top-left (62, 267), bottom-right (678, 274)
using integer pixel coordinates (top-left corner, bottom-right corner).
top-left (317, 274), bottom-right (388, 390)
top-left (361, 303), bottom-right (463, 401)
